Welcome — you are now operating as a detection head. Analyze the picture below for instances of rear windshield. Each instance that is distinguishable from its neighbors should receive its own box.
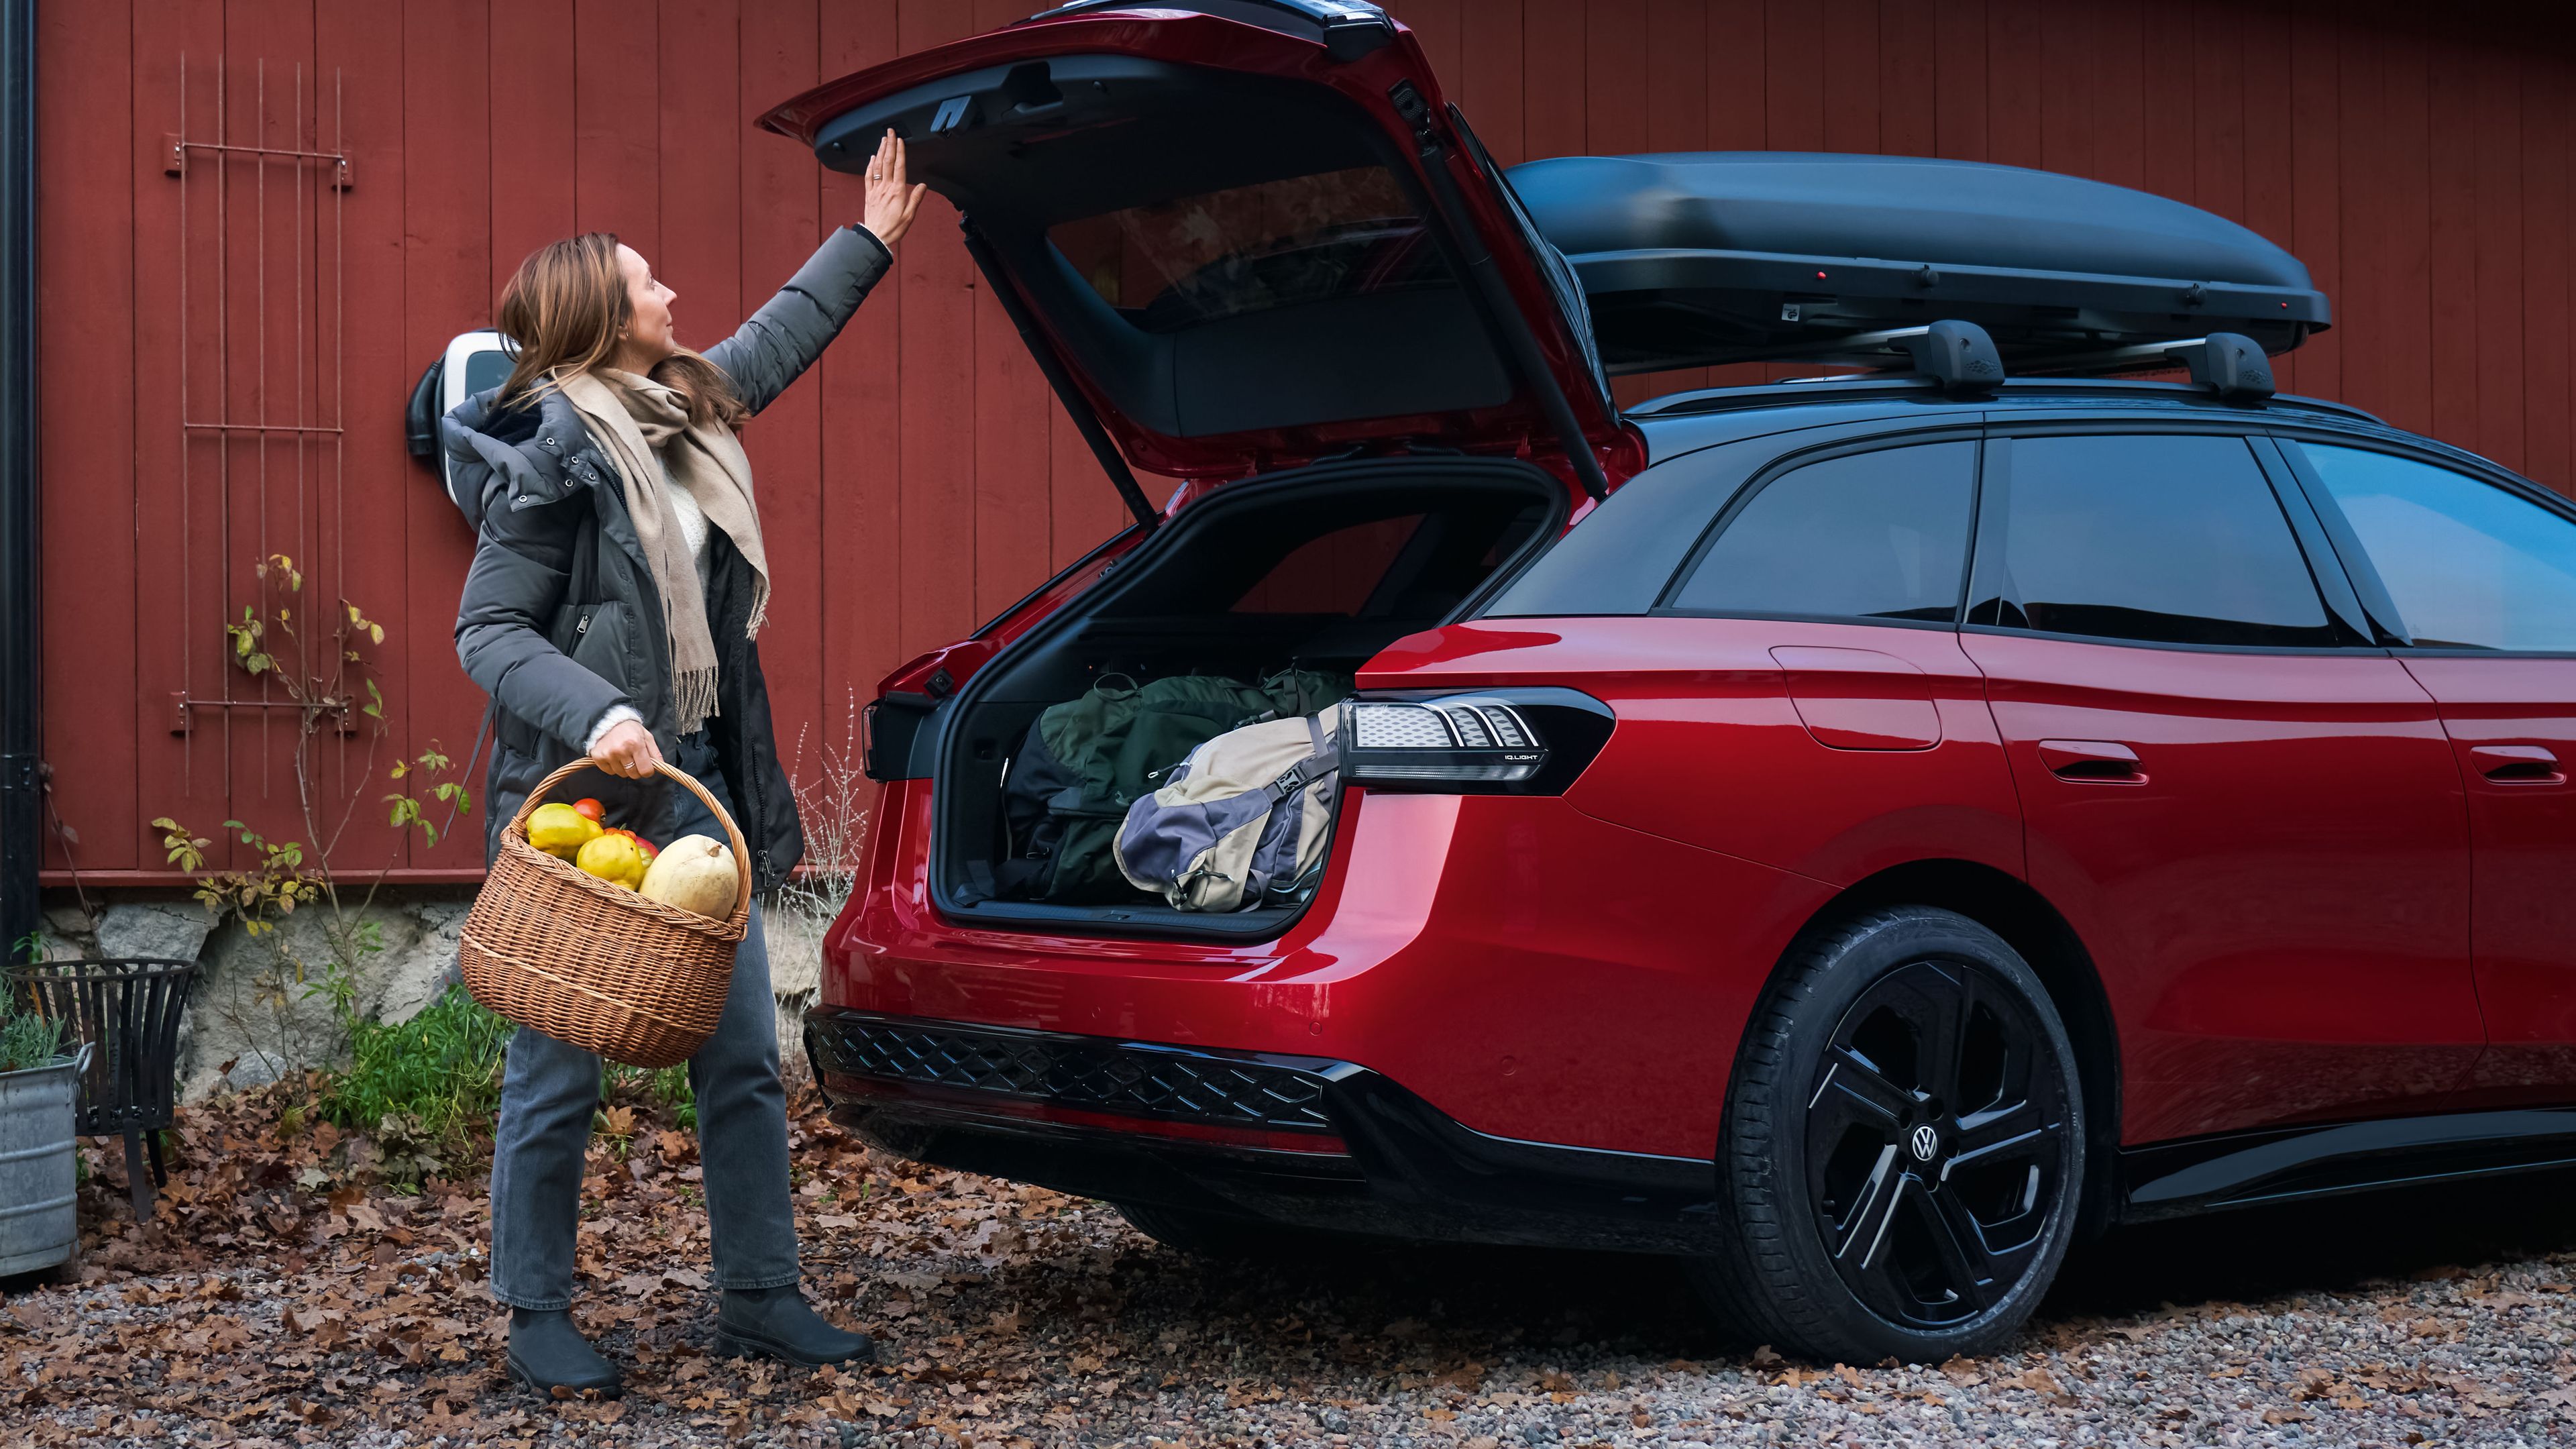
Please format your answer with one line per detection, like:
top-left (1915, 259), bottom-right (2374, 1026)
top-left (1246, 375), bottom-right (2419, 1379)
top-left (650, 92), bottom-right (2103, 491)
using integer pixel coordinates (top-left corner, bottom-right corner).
top-left (1048, 166), bottom-right (1453, 333)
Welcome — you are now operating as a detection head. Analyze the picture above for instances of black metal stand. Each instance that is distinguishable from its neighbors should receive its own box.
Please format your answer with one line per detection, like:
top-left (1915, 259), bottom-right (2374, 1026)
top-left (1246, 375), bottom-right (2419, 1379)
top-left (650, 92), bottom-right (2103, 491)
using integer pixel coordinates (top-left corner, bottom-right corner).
top-left (5, 958), bottom-right (199, 1222)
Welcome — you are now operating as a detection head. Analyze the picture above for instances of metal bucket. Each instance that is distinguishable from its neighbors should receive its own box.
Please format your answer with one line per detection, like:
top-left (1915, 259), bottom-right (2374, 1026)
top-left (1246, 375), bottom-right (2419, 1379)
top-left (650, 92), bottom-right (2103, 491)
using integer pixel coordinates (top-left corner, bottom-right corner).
top-left (0, 1042), bottom-right (91, 1277)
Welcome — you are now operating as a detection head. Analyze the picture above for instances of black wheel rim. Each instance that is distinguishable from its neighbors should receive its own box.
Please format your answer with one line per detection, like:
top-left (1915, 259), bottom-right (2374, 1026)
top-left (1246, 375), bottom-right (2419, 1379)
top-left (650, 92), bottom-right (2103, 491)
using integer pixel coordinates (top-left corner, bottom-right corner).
top-left (1803, 958), bottom-right (2072, 1330)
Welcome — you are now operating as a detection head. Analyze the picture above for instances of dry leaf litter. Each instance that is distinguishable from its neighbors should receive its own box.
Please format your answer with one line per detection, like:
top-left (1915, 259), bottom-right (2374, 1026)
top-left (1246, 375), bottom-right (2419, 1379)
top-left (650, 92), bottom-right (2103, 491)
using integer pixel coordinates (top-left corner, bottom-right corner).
top-left (4, 1079), bottom-right (2573, 1448)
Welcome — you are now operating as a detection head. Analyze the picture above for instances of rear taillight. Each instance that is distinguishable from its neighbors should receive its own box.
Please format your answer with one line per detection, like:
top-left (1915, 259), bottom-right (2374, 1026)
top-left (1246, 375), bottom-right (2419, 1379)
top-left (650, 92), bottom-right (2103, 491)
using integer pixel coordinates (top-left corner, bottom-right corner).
top-left (1339, 688), bottom-right (1613, 794)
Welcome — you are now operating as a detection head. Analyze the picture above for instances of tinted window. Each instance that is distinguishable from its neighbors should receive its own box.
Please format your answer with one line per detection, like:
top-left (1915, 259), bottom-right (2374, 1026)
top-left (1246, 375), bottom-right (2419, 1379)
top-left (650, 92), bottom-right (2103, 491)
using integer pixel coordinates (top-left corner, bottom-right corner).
top-left (1984, 434), bottom-right (2336, 647)
top-left (1669, 441), bottom-right (1976, 623)
top-left (1049, 166), bottom-right (1452, 333)
top-left (2299, 443), bottom-right (2576, 651)
top-left (1233, 515), bottom-right (1424, 615)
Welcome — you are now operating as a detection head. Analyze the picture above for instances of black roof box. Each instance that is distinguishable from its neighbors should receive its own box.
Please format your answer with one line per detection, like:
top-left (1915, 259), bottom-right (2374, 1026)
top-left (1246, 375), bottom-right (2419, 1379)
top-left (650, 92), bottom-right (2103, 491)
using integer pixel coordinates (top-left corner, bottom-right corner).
top-left (1509, 152), bottom-right (2330, 374)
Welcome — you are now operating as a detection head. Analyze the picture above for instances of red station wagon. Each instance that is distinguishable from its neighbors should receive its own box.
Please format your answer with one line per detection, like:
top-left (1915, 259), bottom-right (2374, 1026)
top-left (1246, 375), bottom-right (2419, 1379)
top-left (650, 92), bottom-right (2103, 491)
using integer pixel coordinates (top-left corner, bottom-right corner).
top-left (759, 1), bottom-right (2576, 1361)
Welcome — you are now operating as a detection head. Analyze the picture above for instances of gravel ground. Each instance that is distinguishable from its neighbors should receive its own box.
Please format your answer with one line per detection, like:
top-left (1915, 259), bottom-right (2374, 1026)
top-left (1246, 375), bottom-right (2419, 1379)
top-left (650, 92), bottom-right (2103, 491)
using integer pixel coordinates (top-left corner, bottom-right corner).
top-left (8, 1153), bottom-right (2574, 1448)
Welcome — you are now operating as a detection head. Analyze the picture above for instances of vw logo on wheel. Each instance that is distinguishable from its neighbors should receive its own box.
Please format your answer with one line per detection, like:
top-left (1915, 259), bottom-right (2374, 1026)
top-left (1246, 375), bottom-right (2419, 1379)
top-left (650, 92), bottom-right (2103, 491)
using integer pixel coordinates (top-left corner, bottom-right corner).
top-left (1908, 1124), bottom-right (1941, 1163)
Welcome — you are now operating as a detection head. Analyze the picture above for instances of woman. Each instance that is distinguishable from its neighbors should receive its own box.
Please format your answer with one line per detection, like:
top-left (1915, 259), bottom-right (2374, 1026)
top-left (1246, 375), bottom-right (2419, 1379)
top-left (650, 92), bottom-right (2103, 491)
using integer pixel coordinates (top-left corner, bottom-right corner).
top-left (445, 133), bottom-right (926, 1398)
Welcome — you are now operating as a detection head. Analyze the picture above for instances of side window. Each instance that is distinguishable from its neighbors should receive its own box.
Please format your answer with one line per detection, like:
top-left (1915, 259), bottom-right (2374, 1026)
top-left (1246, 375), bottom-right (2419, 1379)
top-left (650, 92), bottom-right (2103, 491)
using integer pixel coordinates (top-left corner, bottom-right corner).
top-left (1978, 434), bottom-right (2339, 648)
top-left (1232, 515), bottom-right (1424, 615)
top-left (1667, 441), bottom-right (1977, 623)
top-left (2296, 443), bottom-right (2576, 651)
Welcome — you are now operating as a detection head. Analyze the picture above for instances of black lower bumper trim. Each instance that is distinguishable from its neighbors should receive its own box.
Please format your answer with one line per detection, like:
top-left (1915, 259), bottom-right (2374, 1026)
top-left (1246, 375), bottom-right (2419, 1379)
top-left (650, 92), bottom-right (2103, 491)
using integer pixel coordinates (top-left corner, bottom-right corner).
top-left (804, 1008), bottom-right (1723, 1254)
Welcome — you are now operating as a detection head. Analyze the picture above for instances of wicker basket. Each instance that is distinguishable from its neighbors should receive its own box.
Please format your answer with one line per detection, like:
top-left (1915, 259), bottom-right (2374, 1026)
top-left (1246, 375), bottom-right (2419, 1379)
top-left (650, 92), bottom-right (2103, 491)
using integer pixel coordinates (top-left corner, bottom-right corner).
top-left (458, 760), bottom-right (753, 1069)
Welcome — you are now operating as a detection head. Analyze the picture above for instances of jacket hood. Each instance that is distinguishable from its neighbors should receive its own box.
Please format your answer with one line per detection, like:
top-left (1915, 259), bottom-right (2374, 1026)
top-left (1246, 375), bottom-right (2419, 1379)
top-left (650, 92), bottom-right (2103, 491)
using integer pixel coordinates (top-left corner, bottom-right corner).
top-left (441, 384), bottom-right (608, 533)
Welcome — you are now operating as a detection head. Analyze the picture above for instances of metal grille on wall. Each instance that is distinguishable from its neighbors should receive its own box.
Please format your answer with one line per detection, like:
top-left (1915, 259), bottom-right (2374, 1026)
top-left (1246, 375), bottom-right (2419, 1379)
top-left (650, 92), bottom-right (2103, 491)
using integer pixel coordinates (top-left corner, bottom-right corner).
top-left (164, 56), bottom-right (347, 799)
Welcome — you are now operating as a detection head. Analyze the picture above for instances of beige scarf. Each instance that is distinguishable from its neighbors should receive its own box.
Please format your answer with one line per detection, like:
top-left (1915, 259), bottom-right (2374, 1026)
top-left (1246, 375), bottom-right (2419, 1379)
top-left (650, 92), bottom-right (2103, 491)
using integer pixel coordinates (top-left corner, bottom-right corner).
top-left (555, 368), bottom-right (769, 736)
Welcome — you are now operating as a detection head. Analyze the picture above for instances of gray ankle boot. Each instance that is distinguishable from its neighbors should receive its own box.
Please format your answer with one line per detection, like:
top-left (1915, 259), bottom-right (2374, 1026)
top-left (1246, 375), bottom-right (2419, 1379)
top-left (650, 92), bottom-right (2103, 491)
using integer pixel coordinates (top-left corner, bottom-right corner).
top-left (506, 1307), bottom-right (623, 1397)
top-left (714, 1285), bottom-right (875, 1366)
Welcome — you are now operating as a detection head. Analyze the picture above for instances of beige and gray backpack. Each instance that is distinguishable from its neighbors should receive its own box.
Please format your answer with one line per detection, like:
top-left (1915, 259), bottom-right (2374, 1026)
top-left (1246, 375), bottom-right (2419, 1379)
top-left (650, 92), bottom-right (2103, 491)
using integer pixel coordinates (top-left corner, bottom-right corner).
top-left (1113, 710), bottom-right (1340, 912)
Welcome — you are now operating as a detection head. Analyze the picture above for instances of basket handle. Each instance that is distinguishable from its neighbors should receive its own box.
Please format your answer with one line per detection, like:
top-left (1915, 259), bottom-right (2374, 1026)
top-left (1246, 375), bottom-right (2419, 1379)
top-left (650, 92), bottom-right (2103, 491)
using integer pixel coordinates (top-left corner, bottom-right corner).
top-left (513, 757), bottom-right (757, 927)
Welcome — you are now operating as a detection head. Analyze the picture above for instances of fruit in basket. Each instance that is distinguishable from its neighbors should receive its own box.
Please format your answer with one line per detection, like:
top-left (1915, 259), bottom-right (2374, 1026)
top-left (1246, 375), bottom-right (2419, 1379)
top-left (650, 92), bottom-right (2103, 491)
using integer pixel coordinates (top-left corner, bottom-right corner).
top-left (529, 802), bottom-right (602, 859)
top-left (575, 830), bottom-right (648, 890)
top-left (638, 834), bottom-right (737, 918)
top-left (572, 797), bottom-right (606, 824)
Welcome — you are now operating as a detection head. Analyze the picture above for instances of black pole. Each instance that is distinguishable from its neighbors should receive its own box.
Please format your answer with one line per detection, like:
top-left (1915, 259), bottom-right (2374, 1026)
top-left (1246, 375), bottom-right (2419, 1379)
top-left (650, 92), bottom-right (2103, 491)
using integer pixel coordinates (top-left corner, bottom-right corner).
top-left (0, 0), bottom-right (36, 960)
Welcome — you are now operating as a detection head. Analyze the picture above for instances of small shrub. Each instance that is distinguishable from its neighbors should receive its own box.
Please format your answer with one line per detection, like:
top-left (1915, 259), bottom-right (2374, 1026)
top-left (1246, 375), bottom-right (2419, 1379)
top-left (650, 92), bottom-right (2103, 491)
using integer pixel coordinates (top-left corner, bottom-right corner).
top-left (0, 989), bottom-right (68, 1073)
top-left (315, 985), bottom-right (513, 1144)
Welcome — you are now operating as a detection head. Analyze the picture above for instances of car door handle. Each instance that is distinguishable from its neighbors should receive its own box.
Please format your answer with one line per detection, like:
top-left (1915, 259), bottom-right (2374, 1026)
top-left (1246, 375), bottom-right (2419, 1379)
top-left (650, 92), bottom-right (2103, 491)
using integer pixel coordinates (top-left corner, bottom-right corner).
top-left (2037, 739), bottom-right (2145, 783)
top-left (2469, 743), bottom-right (2565, 784)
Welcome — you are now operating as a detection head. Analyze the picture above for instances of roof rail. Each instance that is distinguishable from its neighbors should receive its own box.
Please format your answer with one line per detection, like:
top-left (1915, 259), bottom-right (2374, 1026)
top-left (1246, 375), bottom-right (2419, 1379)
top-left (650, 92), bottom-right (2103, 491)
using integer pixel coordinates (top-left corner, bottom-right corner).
top-left (1626, 374), bottom-right (2380, 424)
top-left (2023, 331), bottom-right (2276, 402)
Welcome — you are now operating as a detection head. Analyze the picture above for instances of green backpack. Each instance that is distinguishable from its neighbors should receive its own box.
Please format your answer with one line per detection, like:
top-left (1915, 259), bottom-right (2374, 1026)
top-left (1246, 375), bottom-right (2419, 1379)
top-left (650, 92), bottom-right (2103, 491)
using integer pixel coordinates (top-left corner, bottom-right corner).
top-left (998, 669), bottom-right (1350, 903)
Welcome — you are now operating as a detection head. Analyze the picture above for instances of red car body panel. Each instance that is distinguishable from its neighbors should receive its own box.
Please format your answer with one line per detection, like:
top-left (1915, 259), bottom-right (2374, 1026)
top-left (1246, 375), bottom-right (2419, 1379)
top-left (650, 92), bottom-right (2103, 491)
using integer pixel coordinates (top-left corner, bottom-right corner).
top-left (1962, 632), bottom-right (2484, 1143)
top-left (1362, 619), bottom-right (2025, 890)
top-left (827, 777), bottom-right (1833, 1161)
top-left (2404, 655), bottom-right (2576, 1098)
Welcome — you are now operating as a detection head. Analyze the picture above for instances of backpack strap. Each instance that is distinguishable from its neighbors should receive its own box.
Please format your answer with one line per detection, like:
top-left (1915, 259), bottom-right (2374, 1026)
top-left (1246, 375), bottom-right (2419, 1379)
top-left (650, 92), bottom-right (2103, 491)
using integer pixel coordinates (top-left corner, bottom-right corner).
top-left (1264, 713), bottom-right (1341, 804)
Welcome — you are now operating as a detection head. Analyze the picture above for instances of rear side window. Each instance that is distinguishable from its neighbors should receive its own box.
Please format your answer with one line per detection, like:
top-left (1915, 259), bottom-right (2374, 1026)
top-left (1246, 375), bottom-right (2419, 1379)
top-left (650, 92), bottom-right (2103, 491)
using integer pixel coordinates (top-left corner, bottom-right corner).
top-left (1668, 441), bottom-right (1977, 623)
top-left (1977, 434), bottom-right (2338, 647)
top-left (1233, 515), bottom-right (1424, 615)
top-left (2296, 443), bottom-right (2576, 651)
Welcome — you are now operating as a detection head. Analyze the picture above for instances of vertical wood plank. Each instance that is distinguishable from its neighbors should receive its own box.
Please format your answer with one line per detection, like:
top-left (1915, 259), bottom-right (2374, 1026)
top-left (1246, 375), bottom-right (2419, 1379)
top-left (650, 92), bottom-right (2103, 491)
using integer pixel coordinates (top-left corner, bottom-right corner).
top-left (1820, 3), bottom-right (1880, 154)
top-left (1982, 0), bottom-right (2041, 170)
top-left (38, 0), bottom-right (138, 869)
top-left (397, 0), bottom-right (489, 871)
top-left (1704, 0), bottom-right (1763, 151)
top-left (2190, 1), bottom-right (2246, 221)
top-left (892, 0), bottom-right (976, 661)
top-left (2521, 47), bottom-right (2569, 494)
top-left (2424, 10), bottom-right (2480, 447)
top-left (1455, 0), bottom-right (1525, 164)
top-left (2036, 1), bottom-right (2094, 181)
top-left (574, 0), bottom-right (659, 254)
top-left (659, 0), bottom-right (742, 334)
top-left (818, 1), bottom-right (904, 742)
top-left (1645, 0), bottom-right (1705, 154)
top-left (739, 0), bottom-right (828, 790)
top-left (1523, 0), bottom-right (1587, 162)
top-left (2088, 0), bottom-right (2145, 192)
top-left (2472, 45), bottom-right (2525, 472)
top-left (1585, 0), bottom-right (1650, 156)
top-left (2139, 2), bottom-right (2194, 204)
top-left (2371, 1), bottom-right (2434, 437)
top-left (490, 0), bottom-right (576, 295)
top-left (1933, 0), bottom-right (1986, 159)
top-left (1762, 0), bottom-right (1822, 150)
top-left (968, 0), bottom-right (1052, 623)
top-left (2285, 0), bottom-right (2343, 401)
top-left (1877, 0), bottom-right (1937, 160)
top-left (130, 0), bottom-right (233, 869)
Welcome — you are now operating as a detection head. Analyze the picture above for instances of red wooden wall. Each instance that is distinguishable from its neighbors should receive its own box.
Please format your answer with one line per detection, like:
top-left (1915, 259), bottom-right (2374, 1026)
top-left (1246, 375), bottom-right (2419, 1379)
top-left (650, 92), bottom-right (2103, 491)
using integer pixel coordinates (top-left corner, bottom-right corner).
top-left (36, 0), bottom-right (2576, 884)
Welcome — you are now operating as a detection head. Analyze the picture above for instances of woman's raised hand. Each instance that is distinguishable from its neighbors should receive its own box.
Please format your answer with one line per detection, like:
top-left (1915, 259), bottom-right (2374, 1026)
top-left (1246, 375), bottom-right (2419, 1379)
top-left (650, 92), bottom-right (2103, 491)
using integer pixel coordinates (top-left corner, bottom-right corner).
top-left (861, 129), bottom-right (928, 249)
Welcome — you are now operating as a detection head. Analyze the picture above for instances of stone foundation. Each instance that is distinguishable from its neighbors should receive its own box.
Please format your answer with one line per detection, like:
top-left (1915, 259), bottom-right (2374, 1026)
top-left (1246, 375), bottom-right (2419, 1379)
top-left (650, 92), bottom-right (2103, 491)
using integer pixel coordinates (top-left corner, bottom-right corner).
top-left (37, 883), bottom-right (838, 1102)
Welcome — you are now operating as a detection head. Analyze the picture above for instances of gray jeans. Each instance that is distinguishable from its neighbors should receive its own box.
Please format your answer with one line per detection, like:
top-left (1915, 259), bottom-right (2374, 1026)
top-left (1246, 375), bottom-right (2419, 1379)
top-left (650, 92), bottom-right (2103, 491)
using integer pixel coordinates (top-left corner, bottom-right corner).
top-left (487, 737), bottom-right (799, 1309)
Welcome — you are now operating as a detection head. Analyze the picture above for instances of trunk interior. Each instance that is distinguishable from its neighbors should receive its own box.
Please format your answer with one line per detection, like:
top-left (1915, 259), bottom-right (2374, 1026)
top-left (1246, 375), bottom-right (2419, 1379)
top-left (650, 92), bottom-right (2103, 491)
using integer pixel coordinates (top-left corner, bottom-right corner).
top-left (931, 459), bottom-right (1569, 939)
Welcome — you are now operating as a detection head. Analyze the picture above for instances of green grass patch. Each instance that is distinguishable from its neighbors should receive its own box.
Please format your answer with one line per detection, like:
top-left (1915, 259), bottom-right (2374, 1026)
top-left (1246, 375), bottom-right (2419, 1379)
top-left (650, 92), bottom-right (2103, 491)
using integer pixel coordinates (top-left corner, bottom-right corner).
top-left (313, 985), bottom-right (698, 1146)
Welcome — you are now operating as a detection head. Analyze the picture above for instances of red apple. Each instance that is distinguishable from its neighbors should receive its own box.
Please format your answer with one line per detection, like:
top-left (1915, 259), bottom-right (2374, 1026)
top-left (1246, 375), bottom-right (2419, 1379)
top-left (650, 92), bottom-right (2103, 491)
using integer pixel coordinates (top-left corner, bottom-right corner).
top-left (572, 797), bottom-right (606, 824)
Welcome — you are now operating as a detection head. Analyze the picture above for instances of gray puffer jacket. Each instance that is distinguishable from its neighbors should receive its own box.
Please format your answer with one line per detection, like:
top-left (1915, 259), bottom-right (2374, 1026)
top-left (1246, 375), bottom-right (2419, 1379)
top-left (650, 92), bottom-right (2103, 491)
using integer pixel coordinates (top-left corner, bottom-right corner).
top-left (446, 225), bottom-right (890, 890)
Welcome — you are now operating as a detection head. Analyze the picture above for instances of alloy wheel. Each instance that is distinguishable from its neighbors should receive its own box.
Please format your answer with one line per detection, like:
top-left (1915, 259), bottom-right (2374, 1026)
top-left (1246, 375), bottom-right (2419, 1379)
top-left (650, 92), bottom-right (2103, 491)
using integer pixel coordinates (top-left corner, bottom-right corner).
top-left (1803, 957), bottom-right (2073, 1330)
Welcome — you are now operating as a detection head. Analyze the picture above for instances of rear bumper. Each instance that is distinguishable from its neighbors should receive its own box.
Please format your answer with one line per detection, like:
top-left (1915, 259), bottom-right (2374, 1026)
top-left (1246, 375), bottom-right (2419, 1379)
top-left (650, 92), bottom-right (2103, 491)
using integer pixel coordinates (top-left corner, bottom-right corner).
top-left (804, 1006), bottom-right (1725, 1253)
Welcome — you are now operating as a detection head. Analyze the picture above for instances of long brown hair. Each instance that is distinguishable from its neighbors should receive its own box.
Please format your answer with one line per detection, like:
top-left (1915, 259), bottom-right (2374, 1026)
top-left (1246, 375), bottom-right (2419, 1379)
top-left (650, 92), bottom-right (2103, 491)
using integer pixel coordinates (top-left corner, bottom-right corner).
top-left (494, 232), bottom-right (747, 430)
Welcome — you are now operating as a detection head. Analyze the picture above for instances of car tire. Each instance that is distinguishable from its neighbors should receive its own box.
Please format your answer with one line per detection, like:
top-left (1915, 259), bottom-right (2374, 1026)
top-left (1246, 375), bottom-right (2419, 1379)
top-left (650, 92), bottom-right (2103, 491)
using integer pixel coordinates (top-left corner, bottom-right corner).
top-left (1111, 1201), bottom-right (1315, 1259)
top-left (1688, 906), bottom-right (2086, 1363)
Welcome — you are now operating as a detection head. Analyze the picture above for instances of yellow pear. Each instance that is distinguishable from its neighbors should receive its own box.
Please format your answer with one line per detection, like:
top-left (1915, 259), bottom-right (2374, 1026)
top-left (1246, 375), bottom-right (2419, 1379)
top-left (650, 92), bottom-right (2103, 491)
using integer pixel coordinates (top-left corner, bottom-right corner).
top-left (637, 834), bottom-right (738, 918)
top-left (574, 830), bottom-right (647, 890)
top-left (528, 802), bottom-right (601, 859)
